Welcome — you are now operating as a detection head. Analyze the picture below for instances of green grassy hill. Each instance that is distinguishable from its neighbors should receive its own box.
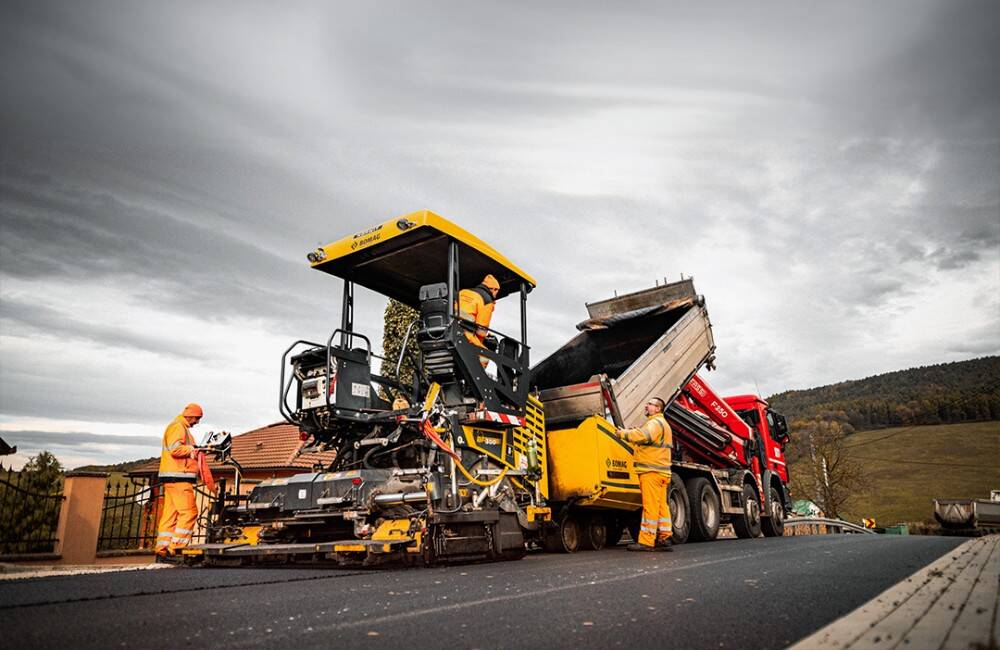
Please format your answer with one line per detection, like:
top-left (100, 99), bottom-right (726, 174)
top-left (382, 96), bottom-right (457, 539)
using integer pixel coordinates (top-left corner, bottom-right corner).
top-left (793, 421), bottom-right (1000, 526)
top-left (769, 355), bottom-right (1000, 430)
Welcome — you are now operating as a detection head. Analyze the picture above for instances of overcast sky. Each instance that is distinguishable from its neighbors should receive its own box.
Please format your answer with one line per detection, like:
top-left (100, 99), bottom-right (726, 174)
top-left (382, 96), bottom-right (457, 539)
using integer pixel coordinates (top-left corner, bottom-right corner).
top-left (1, 1), bottom-right (998, 470)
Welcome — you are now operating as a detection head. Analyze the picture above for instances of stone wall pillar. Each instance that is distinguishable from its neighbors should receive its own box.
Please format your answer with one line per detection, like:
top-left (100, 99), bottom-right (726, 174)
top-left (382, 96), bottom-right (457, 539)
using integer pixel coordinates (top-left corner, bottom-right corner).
top-left (54, 472), bottom-right (109, 565)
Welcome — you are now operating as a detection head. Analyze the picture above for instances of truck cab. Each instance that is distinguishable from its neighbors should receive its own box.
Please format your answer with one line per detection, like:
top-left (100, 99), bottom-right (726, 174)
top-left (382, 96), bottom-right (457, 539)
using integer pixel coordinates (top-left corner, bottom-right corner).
top-left (726, 395), bottom-right (790, 485)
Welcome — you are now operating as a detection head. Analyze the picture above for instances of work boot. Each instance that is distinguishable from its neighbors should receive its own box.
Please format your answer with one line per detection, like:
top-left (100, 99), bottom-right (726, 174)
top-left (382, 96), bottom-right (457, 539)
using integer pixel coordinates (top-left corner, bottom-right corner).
top-left (155, 552), bottom-right (182, 565)
top-left (655, 538), bottom-right (674, 552)
top-left (626, 543), bottom-right (657, 552)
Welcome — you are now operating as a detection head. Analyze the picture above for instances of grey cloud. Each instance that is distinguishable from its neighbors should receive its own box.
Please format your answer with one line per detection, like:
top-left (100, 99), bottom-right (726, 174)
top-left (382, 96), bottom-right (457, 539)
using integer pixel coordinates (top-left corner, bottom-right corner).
top-left (0, 0), bottom-right (998, 437)
top-left (853, 278), bottom-right (908, 308)
top-left (892, 238), bottom-right (984, 272)
top-left (947, 318), bottom-right (1000, 356)
top-left (323, 2), bottom-right (961, 126)
top-left (0, 165), bottom-right (335, 329)
top-left (949, 340), bottom-right (1000, 356)
top-left (805, 2), bottom-right (1000, 139)
top-left (1, 430), bottom-right (160, 469)
top-left (930, 247), bottom-right (980, 271)
top-left (895, 239), bottom-right (926, 262)
top-left (0, 2), bottom-right (297, 147)
top-left (0, 297), bottom-right (202, 359)
top-left (2, 430), bottom-right (159, 449)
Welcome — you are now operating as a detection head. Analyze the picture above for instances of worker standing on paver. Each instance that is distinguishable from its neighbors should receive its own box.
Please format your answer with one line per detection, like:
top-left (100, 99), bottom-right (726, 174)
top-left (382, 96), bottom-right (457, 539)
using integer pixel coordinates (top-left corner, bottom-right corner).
top-left (615, 397), bottom-right (673, 552)
top-left (458, 274), bottom-right (500, 367)
top-left (155, 403), bottom-right (203, 561)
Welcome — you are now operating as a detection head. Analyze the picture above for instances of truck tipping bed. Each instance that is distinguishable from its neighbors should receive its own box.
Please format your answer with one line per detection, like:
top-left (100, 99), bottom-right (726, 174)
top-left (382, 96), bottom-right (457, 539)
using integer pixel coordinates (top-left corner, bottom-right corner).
top-left (532, 279), bottom-right (715, 428)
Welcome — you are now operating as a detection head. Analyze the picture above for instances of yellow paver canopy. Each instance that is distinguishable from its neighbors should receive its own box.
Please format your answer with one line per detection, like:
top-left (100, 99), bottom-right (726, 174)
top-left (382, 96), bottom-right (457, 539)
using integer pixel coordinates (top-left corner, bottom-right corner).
top-left (310, 210), bottom-right (536, 308)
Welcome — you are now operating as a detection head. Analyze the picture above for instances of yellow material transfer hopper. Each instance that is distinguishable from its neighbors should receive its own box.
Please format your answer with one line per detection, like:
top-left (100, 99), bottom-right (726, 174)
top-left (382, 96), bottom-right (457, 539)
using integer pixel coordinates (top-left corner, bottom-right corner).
top-left (546, 415), bottom-right (642, 510)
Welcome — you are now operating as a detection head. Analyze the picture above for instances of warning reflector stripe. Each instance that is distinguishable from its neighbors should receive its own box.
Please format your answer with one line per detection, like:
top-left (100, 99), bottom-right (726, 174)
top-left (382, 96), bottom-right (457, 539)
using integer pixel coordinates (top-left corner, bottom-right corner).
top-left (467, 410), bottom-right (526, 426)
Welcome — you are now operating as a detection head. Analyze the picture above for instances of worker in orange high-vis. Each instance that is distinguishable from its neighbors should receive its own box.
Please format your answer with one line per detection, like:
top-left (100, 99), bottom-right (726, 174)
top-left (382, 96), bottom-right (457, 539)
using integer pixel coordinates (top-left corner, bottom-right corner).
top-left (155, 403), bottom-right (203, 561)
top-left (458, 274), bottom-right (500, 368)
top-left (614, 397), bottom-right (674, 552)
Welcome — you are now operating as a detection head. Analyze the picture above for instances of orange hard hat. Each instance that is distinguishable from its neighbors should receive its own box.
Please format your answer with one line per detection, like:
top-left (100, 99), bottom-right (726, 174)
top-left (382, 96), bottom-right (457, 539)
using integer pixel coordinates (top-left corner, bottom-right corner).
top-left (182, 403), bottom-right (204, 418)
top-left (482, 274), bottom-right (500, 292)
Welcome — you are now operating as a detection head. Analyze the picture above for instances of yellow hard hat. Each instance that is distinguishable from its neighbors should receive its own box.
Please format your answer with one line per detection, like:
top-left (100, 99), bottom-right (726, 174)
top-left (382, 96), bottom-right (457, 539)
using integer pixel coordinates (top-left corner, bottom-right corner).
top-left (482, 274), bottom-right (500, 292)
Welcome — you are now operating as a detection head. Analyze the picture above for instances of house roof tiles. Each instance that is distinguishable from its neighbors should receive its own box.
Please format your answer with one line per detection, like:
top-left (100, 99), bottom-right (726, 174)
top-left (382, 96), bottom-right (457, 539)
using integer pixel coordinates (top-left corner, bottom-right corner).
top-left (131, 422), bottom-right (337, 476)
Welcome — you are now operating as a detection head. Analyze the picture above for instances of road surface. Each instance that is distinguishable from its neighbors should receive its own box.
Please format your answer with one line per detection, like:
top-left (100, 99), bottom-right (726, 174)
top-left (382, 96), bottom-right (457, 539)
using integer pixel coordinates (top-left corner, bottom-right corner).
top-left (1, 535), bottom-right (966, 649)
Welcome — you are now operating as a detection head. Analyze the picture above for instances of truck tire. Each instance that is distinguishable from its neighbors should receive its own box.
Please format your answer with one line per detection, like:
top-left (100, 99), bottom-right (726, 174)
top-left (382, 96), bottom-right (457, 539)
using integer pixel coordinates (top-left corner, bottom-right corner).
top-left (543, 514), bottom-right (580, 553)
top-left (732, 483), bottom-right (762, 539)
top-left (625, 478), bottom-right (691, 545)
top-left (761, 486), bottom-right (786, 537)
top-left (668, 475), bottom-right (690, 545)
top-left (686, 476), bottom-right (721, 542)
top-left (579, 515), bottom-right (607, 551)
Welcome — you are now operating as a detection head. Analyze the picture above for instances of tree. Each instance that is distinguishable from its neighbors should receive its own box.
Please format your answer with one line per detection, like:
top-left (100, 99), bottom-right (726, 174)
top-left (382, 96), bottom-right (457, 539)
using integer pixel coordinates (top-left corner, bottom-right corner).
top-left (787, 418), bottom-right (869, 520)
top-left (21, 451), bottom-right (63, 492)
top-left (2, 451), bottom-right (64, 554)
top-left (379, 299), bottom-right (421, 400)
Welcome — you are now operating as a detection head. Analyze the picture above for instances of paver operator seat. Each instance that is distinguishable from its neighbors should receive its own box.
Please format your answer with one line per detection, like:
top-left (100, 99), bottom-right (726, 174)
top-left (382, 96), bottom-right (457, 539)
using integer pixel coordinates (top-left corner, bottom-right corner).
top-left (281, 210), bottom-right (536, 456)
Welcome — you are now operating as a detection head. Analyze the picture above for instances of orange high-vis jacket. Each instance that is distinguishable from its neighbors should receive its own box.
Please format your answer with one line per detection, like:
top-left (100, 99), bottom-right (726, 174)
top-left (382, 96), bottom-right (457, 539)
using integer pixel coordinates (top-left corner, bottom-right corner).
top-left (158, 415), bottom-right (198, 481)
top-left (615, 413), bottom-right (672, 475)
top-left (457, 286), bottom-right (495, 347)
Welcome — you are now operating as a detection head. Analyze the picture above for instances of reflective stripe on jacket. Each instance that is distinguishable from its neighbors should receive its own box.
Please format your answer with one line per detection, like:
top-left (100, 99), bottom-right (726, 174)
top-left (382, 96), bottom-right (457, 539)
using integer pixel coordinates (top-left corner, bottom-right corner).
top-left (615, 413), bottom-right (672, 475)
top-left (158, 415), bottom-right (197, 480)
top-left (457, 286), bottom-right (495, 347)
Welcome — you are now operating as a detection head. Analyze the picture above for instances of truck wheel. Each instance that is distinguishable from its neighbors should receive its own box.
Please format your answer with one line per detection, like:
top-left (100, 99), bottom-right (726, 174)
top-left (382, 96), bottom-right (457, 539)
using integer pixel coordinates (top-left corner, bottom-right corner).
top-left (668, 475), bottom-right (690, 545)
top-left (761, 486), bottom-right (786, 537)
top-left (686, 477), bottom-right (721, 543)
top-left (579, 516), bottom-right (607, 551)
top-left (732, 483), bottom-right (762, 539)
top-left (543, 514), bottom-right (580, 553)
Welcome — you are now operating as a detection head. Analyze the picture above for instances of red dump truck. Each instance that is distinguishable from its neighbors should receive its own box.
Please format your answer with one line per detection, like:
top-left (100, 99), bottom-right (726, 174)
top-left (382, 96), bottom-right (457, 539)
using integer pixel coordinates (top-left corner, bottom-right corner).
top-left (531, 280), bottom-right (793, 550)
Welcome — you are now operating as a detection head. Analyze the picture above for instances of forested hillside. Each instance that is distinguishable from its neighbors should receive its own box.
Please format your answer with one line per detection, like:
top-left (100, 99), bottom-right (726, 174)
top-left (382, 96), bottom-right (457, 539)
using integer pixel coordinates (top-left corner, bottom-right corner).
top-left (768, 356), bottom-right (1000, 431)
top-left (73, 456), bottom-right (158, 473)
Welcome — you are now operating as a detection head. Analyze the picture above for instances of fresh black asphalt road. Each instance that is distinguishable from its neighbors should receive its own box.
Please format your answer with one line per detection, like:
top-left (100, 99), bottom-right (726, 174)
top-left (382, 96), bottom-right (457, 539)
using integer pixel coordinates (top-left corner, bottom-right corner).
top-left (2, 535), bottom-right (966, 649)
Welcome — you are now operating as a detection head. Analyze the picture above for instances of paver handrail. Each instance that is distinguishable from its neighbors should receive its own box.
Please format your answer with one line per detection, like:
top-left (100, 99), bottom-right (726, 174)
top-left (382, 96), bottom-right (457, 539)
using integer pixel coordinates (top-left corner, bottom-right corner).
top-left (785, 516), bottom-right (876, 534)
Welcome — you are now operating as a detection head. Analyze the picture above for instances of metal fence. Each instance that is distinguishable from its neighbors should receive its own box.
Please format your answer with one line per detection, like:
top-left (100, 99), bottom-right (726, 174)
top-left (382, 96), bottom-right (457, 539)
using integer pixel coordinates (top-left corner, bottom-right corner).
top-left (97, 478), bottom-right (218, 553)
top-left (0, 468), bottom-right (65, 555)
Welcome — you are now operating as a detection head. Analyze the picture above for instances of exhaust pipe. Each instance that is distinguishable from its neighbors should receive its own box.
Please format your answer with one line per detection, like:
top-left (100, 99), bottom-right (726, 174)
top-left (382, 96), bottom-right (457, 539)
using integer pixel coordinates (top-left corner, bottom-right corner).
top-left (373, 491), bottom-right (431, 505)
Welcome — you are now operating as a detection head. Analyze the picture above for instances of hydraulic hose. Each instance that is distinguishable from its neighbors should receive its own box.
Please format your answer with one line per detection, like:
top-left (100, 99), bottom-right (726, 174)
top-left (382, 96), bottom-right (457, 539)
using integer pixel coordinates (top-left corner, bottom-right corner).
top-left (421, 419), bottom-right (462, 461)
top-left (453, 457), bottom-right (509, 488)
top-left (421, 418), bottom-right (508, 487)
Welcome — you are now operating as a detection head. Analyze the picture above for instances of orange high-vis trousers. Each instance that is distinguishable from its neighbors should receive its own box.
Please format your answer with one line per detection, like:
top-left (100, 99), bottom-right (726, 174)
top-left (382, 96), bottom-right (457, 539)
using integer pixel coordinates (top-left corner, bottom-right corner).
top-left (156, 481), bottom-right (198, 554)
top-left (638, 472), bottom-right (672, 547)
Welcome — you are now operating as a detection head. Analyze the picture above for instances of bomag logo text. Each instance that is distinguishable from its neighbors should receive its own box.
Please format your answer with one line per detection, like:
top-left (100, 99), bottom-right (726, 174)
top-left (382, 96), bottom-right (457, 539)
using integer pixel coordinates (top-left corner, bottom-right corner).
top-left (350, 225), bottom-right (384, 250)
top-left (605, 458), bottom-right (628, 469)
top-left (352, 224), bottom-right (383, 239)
